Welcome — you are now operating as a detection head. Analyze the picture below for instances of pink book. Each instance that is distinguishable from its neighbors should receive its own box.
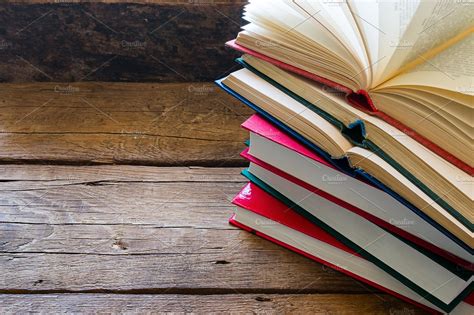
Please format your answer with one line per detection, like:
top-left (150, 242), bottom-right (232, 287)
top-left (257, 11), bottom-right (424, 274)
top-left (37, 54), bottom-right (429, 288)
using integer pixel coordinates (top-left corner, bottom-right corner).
top-left (231, 182), bottom-right (474, 314)
top-left (241, 114), bottom-right (472, 270)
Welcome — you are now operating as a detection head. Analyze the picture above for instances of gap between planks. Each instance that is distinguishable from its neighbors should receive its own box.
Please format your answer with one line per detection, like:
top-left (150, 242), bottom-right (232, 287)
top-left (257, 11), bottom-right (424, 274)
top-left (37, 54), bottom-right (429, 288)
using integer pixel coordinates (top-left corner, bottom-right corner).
top-left (2, 165), bottom-right (370, 294)
top-left (0, 158), bottom-right (428, 313)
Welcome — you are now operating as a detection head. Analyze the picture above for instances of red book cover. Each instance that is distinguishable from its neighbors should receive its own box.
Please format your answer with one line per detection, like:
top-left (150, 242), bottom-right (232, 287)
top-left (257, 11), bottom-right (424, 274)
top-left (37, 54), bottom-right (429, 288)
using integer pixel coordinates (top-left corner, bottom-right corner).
top-left (241, 114), bottom-right (472, 270)
top-left (230, 182), bottom-right (473, 313)
top-left (227, 39), bottom-right (473, 175)
top-left (232, 181), bottom-right (357, 255)
top-left (231, 183), bottom-right (438, 314)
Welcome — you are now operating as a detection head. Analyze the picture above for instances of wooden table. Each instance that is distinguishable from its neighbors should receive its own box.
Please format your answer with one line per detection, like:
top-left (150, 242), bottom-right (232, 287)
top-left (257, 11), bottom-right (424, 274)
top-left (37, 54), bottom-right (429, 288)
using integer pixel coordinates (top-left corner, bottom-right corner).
top-left (0, 82), bottom-right (429, 314)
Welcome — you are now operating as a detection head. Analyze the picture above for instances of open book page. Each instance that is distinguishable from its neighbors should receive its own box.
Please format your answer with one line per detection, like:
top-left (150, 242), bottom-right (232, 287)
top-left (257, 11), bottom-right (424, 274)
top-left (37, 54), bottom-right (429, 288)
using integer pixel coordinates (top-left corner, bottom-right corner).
top-left (243, 1), bottom-right (355, 67)
top-left (375, 32), bottom-right (474, 94)
top-left (371, 92), bottom-right (471, 141)
top-left (348, 0), bottom-right (421, 87)
top-left (243, 2), bottom-right (330, 52)
top-left (240, 1), bottom-right (364, 88)
top-left (369, 92), bottom-right (473, 168)
top-left (346, 0), bottom-right (379, 82)
top-left (288, 0), bottom-right (369, 88)
top-left (349, 0), bottom-right (473, 89)
top-left (373, 88), bottom-right (473, 137)
top-left (237, 28), bottom-right (362, 90)
top-left (375, 0), bottom-right (473, 87)
top-left (388, 86), bottom-right (473, 108)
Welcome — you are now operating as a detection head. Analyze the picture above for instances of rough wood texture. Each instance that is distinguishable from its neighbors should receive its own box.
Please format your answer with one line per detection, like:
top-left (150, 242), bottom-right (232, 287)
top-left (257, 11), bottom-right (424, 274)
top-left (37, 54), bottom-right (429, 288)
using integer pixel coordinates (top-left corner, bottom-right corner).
top-left (6, 1), bottom-right (246, 3)
top-left (0, 165), bottom-right (427, 314)
top-left (0, 166), bottom-right (363, 293)
top-left (0, 294), bottom-right (428, 314)
top-left (0, 1), bottom-right (244, 82)
top-left (0, 82), bottom-right (252, 165)
top-left (0, 77), bottom-right (430, 312)
top-left (3, 0), bottom-right (247, 5)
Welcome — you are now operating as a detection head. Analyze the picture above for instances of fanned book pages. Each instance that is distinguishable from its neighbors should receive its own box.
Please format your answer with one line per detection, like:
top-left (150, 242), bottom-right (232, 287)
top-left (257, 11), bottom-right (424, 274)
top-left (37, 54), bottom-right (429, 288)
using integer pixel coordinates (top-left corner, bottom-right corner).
top-left (216, 1), bottom-right (474, 312)
top-left (227, 0), bottom-right (473, 175)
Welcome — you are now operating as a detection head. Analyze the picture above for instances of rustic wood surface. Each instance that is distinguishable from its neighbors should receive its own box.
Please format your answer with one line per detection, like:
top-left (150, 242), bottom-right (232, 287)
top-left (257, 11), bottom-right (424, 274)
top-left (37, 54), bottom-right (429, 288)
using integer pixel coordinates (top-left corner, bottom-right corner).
top-left (0, 1), bottom-right (244, 82)
top-left (0, 165), bottom-right (427, 314)
top-left (0, 82), bottom-right (252, 165)
top-left (0, 82), bottom-right (428, 313)
top-left (0, 294), bottom-right (426, 314)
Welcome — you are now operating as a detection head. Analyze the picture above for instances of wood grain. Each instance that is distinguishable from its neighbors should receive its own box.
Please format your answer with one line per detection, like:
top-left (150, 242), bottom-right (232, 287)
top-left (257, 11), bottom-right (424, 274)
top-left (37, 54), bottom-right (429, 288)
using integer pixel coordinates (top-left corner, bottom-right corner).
top-left (0, 1), bottom-right (244, 82)
top-left (0, 294), bottom-right (428, 314)
top-left (0, 80), bottom-right (429, 313)
top-left (0, 82), bottom-right (252, 165)
top-left (5, 1), bottom-right (247, 4)
top-left (8, 0), bottom-right (248, 5)
top-left (0, 165), bottom-right (366, 293)
top-left (0, 164), bottom-right (245, 183)
top-left (0, 164), bottom-right (427, 313)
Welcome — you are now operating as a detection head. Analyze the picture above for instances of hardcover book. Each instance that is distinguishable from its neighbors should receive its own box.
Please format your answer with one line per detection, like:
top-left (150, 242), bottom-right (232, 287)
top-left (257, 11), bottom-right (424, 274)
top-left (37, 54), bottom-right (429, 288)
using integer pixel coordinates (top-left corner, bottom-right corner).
top-left (231, 182), bottom-right (474, 314)
top-left (217, 70), bottom-right (472, 245)
top-left (240, 114), bottom-right (472, 266)
top-left (228, 0), bottom-right (473, 174)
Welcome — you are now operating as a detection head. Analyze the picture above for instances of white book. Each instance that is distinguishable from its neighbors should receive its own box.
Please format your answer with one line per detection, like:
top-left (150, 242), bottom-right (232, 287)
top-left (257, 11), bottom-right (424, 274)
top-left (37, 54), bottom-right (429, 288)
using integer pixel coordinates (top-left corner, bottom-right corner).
top-left (245, 161), bottom-right (472, 309)
top-left (247, 130), bottom-right (473, 264)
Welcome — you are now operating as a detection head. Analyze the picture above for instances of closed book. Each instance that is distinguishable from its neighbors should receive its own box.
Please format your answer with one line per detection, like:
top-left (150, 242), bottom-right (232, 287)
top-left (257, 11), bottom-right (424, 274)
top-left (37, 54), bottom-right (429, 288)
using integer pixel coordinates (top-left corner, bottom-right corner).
top-left (231, 182), bottom-right (474, 314)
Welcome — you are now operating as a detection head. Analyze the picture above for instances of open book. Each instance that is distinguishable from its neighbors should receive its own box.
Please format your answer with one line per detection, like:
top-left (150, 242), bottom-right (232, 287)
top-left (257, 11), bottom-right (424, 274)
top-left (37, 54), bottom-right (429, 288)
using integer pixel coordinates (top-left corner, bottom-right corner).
top-left (219, 67), bottom-right (473, 245)
top-left (229, 0), bottom-right (473, 174)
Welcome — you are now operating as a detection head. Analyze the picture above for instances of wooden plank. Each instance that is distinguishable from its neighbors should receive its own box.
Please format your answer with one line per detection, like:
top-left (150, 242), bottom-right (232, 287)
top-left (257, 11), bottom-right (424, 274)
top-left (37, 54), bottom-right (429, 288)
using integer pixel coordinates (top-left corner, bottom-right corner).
top-left (0, 165), bottom-right (244, 226)
top-left (0, 252), bottom-right (379, 293)
top-left (0, 171), bottom-right (244, 226)
top-left (0, 2), bottom-right (244, 82)
top-left (7, 1), bottom-right (245, 3)
top-left (0, 164), bottom-right (245, 183)
top-left (0, 165), bottom-right (368, 293)
top-left (0, 294), bottom-right (428, 314)
top-left (6, 1), bottom-right (246, 3)
top-left (0, 82), bottom-right (252, 165)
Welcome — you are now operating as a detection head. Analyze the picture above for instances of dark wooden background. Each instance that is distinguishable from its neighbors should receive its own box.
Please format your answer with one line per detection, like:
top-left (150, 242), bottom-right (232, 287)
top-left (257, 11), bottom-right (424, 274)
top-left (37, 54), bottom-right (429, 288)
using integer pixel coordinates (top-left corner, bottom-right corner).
top-left (0, 1), bottom-right (428, 313)
top-left (0, 0), bottom-right (244, 82)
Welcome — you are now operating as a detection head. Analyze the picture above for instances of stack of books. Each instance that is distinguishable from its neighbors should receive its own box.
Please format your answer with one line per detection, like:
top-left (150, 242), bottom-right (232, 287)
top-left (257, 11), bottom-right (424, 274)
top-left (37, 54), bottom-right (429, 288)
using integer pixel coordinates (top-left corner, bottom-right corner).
top-left (216, 1), bottom-right (473, 314)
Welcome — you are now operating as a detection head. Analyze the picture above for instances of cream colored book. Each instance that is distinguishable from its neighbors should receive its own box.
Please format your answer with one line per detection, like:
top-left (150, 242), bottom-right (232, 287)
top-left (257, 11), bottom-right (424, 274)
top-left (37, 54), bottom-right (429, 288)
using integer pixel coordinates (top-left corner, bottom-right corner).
top-left (220, 66), bottom-right (473, 247)
top-left (229, 0), bottom-right (473, 176)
